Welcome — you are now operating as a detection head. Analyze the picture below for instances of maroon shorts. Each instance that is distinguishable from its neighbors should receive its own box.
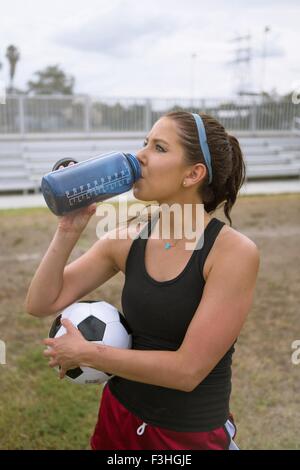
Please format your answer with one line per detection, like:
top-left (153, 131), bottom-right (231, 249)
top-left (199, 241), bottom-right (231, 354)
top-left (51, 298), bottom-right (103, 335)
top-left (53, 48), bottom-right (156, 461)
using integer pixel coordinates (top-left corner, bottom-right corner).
top-left (90, 383), bottom-right (239, 450)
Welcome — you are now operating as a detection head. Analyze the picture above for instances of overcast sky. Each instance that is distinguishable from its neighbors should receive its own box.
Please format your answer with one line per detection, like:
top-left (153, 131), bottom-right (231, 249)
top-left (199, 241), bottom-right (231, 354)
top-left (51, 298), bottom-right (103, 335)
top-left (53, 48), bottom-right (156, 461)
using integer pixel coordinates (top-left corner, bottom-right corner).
top-left (0, 0), bottom-right (299, 99)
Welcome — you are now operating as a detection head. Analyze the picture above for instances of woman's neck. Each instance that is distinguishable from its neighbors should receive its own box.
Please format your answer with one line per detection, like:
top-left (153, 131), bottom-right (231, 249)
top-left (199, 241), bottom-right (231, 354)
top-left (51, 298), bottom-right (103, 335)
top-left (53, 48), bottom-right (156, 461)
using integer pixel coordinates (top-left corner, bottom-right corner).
top-left (153, 200), bottom-right (210, 241)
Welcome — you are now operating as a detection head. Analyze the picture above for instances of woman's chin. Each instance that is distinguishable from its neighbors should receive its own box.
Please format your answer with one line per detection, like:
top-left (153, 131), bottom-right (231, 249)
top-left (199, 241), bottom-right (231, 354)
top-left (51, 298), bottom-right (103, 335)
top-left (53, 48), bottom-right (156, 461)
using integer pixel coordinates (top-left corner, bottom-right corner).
top-left (132, 186), bottom-right (153, 202)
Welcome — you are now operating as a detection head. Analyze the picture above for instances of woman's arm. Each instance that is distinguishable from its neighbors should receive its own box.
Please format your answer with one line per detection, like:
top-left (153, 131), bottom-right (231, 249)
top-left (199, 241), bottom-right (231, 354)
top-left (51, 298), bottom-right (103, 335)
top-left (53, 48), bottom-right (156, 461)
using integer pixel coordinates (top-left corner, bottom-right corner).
top-left (43, 319), bottom-right (190, 392)
top-left (25, 199), bottom-right (119, 317)
top-left (83, 343), bottom-right (190, 392)
top-left (177, 234), bottom-right (260, 391)
top-left (25, 165), bottom-right (98, 316)
top-left (25, 228), bottom-right (82, 316)
top-left (25, 230), bottom-right (118, 317)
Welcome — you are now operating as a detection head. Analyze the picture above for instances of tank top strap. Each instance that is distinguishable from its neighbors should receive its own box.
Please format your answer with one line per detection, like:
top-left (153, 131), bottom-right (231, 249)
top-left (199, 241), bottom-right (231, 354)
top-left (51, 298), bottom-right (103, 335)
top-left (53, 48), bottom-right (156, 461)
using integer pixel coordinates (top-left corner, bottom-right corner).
top-left (197, 217), bottom-right (226, 277)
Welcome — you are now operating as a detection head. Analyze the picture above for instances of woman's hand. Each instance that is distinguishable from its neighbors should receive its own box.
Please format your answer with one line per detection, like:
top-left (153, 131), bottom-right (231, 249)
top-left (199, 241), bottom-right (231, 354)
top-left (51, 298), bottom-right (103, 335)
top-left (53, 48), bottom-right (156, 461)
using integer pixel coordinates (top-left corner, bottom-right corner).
top-left (55, 162), bottom-right (97, 235)
top-left (43, 319), bottom-right (92, 379)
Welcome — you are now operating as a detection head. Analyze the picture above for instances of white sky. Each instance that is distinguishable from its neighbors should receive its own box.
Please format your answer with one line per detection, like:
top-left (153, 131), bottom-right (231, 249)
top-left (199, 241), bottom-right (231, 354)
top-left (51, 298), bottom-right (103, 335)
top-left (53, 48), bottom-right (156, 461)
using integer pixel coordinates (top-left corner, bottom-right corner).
top-left (0, 0), bottom-right (299, 99)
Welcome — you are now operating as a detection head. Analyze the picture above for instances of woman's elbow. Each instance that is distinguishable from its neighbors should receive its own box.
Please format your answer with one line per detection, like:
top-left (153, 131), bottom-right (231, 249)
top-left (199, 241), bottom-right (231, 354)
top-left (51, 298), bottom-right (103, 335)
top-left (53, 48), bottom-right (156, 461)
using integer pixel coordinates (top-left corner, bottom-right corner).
top-left (24, 299), bottom-right (51, 318)
top-left (24, 303), bottom-right (41, 317)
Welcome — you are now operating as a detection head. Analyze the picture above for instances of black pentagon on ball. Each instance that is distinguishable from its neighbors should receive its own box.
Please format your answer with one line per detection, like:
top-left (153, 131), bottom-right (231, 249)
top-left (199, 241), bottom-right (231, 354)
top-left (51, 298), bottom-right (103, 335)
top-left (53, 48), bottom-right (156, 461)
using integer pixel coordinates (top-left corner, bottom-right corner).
top-left (77, 315), bottom-right (106, 341)
top-left (118, 311), bottom-right (132, 335)
top-left (49, 314), bottom-right (62, 338)
top-left (66, 367), bottom-right (83, 379)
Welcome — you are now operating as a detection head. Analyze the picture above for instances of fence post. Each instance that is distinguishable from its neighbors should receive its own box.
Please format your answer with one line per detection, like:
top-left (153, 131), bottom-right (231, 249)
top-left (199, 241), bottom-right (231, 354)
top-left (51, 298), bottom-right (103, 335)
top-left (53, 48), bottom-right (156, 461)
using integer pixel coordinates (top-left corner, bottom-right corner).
top-left (144, 98), bottom-right (152, 132)
top-left (19, 95), bottom-right (25, 135)
top-left (250, 100), bottom-right (257, 132)
top-left (84, 95), bottom-right (91, 133)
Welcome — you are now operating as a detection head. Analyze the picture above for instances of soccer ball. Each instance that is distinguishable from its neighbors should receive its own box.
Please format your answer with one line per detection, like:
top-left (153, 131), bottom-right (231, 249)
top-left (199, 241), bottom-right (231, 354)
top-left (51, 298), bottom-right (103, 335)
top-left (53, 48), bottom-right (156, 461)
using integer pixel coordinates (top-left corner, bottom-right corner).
top-left (49, 300), bottom-right (132, 384)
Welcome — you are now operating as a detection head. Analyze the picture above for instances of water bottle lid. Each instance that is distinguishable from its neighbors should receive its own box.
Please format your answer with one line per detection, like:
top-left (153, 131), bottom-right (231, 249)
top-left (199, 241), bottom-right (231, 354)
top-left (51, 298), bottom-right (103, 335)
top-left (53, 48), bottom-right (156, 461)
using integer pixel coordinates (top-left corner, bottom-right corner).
top-left (52, 157), bottom-right (79, 172)
top-left (125, 153), bottom-right (142, 182)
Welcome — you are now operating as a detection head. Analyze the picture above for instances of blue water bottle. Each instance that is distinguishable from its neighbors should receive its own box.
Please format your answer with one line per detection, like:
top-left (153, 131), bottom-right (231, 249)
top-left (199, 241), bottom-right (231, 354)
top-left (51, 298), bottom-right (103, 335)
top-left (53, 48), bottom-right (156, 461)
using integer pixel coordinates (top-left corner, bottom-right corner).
top-left (41, 151), bottom-right (141, 216)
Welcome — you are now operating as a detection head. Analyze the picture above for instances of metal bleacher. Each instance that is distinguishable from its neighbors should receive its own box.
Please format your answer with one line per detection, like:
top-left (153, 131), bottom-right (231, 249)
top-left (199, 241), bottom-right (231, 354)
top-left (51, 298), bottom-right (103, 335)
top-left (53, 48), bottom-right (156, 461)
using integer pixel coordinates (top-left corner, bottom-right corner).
top-left (0, 133), bottom-right (300, 194)
top-left (0, 135), bottom-right (141, 193)
top-left (240, 136), bottom-right (300, 179)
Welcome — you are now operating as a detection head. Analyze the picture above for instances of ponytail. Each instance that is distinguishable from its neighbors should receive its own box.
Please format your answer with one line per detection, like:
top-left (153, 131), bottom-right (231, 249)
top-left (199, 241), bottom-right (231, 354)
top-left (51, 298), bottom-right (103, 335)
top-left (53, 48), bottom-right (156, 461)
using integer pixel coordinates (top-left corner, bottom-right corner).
top-left (223, 135), bottom-right (246, 226)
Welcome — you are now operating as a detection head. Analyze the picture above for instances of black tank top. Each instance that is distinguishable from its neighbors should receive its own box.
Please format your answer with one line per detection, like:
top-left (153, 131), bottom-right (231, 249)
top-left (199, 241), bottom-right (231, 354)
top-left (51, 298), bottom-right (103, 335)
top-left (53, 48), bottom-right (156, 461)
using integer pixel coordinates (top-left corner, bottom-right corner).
top-left (108, 213), bottom-right (236, 432)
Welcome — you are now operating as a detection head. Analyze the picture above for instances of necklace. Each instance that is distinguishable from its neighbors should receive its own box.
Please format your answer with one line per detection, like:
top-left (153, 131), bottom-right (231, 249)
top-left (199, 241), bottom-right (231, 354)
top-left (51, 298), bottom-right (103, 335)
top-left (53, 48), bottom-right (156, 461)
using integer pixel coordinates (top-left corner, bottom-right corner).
top-left (154, 212), bottom-right (182, 249)
top-left (164, 239), bottom-right (180, 250)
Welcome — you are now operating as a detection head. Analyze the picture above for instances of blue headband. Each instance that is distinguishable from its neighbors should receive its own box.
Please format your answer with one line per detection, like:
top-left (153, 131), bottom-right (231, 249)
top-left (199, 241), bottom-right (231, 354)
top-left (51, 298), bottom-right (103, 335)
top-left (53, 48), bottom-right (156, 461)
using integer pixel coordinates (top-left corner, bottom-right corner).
top-left (191, 113), bottom-right (213, 184)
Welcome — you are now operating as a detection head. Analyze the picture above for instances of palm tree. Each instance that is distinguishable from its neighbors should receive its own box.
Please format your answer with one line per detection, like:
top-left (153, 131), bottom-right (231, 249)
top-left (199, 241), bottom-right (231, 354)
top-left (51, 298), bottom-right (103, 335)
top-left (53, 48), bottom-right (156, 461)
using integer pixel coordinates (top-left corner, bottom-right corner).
top-left (6, 45), bottom-right (20, 93)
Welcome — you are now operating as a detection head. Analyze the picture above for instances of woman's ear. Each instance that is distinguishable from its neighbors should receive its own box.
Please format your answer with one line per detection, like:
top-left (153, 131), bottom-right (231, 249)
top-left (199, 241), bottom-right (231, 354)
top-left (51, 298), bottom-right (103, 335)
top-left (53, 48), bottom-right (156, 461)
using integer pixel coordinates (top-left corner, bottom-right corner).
top-left (185, 163), bottom-right (207, 186)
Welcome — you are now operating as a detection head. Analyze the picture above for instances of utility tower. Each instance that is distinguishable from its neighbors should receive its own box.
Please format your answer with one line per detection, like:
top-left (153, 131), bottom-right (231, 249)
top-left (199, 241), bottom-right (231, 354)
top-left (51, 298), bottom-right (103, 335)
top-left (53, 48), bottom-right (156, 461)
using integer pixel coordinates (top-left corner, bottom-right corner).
top-left (229, 34), bottom-right (252, 97)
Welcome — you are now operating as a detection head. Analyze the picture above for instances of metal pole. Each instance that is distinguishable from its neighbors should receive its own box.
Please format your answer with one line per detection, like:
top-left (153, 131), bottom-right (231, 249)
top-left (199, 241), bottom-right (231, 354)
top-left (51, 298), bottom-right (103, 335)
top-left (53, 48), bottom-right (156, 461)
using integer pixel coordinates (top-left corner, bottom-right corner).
top-left (19, 95), bottom-right (25, 135)
top-left (144, 98), bottom-right (152, 132)
top-left (261, 26), bottom-right (270, 95)
top-left (190, 53), bottom-right (197, 109)
top-left (84, 95), bottom-right (91, 133)
top-left (250, 99), bottom-right (257, 132)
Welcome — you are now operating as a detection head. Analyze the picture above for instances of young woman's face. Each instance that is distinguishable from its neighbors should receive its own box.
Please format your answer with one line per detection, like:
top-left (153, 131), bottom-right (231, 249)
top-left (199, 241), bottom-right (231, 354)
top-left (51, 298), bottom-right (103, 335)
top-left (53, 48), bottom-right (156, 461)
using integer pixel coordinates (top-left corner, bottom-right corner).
top-left (133, 117), bottom-right (188, 203)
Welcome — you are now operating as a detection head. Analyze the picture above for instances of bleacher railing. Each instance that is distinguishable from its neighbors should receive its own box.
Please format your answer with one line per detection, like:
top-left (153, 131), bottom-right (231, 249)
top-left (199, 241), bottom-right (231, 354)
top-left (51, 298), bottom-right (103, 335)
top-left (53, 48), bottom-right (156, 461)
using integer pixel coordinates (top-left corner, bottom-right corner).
top-left (0, 94), bottom-right (299, 134)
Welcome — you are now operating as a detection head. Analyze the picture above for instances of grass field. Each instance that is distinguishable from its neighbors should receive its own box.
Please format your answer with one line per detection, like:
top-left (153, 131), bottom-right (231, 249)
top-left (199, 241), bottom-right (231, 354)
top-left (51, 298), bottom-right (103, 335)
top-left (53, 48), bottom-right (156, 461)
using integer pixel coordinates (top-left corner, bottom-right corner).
top-left (0, 193), bottom-right (299, 449)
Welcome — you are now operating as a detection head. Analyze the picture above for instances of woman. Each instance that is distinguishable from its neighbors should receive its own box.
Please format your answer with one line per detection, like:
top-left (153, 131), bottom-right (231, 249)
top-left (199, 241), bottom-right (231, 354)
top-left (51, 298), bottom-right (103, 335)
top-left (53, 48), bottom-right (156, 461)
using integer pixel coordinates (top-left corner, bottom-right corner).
top-left (25, 111), bottom-right (260, 450)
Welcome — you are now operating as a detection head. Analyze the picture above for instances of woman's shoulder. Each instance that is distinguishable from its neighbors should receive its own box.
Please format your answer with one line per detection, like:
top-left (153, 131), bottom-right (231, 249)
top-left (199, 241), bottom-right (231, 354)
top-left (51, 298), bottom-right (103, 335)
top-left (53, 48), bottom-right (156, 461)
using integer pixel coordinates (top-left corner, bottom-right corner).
top-left (203, 220), bottom-right (259, 282)
top-left (214, 219), bottom-right (259, 261)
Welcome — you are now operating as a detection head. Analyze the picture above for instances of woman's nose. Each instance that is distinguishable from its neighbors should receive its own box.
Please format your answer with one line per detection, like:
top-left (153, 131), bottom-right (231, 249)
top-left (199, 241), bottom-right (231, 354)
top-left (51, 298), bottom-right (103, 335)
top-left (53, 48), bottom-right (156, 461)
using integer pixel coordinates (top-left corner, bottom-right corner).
top-left (136, 148), bottom-right (146, 165)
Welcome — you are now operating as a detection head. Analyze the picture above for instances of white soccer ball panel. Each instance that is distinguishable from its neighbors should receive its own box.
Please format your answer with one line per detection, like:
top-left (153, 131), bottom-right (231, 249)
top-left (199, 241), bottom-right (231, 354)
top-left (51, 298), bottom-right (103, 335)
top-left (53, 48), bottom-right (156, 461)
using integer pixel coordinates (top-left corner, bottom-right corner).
top-left (102, 322), bottom-right (132, 349)
top-left (61, 303), bottom-right (93, 326)
top-left (54, 325), bottom-right (67, 338)
top-left (75, 367), bottom-right (109, 384)
top-left (89, 301), bottom-right (121, 324)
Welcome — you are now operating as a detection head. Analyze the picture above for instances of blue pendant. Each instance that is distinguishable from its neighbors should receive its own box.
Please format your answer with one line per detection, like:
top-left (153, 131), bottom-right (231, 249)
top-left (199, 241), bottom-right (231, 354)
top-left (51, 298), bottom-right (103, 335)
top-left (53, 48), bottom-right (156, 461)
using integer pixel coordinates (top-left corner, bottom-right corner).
top-left (165, 242), bottom-right (171, 250)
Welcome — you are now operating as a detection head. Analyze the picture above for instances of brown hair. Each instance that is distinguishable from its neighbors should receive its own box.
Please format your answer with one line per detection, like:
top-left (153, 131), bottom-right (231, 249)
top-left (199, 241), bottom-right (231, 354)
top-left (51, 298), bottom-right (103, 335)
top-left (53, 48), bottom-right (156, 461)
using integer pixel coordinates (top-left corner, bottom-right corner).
top-left (165, 111), bottom-right (246, 226)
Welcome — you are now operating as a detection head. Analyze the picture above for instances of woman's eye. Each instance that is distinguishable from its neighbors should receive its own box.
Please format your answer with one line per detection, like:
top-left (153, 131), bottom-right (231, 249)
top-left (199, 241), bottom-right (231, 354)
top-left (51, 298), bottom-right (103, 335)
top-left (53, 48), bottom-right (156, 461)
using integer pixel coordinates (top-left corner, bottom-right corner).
top-left (142, 141), bottom-right (165, 152)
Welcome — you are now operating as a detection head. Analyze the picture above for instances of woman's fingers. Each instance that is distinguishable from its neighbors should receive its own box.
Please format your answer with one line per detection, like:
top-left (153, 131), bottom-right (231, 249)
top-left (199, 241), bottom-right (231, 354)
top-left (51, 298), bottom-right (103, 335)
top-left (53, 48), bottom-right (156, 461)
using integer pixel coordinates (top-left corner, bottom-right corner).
top-left (43, 338), bottom-right (55, 347)
top-left (58, 162), bottom-right (75, 170)
top-left (49, 359), bottom-right (59, 368)
top-left (43, 348), bottom-right (53, 357)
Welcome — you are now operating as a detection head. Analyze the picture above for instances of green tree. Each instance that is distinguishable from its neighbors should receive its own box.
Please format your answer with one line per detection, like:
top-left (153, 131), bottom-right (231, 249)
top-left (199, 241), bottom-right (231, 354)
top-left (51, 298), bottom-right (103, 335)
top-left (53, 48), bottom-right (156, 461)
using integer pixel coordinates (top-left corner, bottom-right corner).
top-left (6, 45), bottom-right (20, 93)
top-left (26, 64), bottom-right (75, 95)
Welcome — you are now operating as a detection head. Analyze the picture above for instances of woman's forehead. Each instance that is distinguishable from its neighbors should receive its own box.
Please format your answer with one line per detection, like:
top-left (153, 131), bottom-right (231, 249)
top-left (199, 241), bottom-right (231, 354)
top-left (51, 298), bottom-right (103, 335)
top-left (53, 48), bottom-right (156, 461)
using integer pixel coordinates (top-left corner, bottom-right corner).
top-left (150, 117), bottom-right (179, 142)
